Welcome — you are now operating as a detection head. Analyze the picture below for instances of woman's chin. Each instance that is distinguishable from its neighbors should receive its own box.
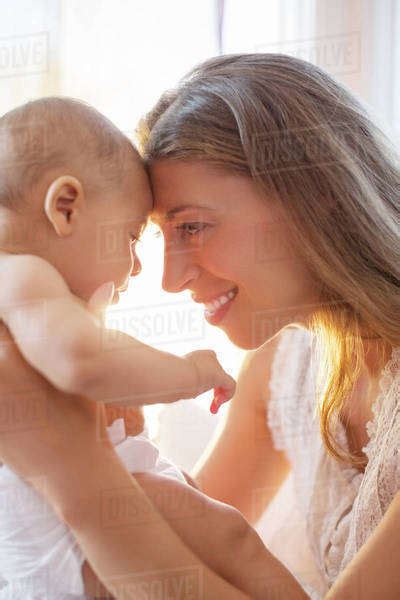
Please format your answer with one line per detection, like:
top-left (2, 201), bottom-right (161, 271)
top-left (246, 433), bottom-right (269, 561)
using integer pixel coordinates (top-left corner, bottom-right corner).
top-left (219, 323), bottom-right (261, 350)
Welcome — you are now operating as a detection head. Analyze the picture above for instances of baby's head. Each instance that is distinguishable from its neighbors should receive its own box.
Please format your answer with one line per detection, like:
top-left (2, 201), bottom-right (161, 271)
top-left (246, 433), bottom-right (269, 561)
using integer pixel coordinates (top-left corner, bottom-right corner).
top-left (0, 97), bottom-right (152, 302)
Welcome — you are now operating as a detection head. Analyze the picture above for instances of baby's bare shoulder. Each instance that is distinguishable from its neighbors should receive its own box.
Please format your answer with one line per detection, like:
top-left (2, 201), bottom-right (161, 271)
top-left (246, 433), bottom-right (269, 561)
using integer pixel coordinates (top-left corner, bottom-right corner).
top-left (0, 252), bottom-right (68, 309)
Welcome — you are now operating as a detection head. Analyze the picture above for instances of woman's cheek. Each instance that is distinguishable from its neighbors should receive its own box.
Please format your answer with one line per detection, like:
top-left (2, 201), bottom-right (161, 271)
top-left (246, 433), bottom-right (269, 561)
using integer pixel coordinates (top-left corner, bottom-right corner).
top-left (202, 240), bottom-right (235, 275)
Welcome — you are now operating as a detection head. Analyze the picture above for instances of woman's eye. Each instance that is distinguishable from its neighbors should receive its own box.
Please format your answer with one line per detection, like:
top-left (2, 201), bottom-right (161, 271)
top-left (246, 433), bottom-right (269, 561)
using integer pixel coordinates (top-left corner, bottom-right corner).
top-left (175, 222), bottom-right (208, 237)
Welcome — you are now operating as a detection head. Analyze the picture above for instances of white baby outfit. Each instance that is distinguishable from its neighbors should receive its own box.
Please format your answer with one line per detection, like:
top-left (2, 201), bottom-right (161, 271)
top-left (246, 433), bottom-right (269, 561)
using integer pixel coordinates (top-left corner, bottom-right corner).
top-left (266, 326), bottom-right (400, 599)
top-left (0, 420), bottom-right (186, 599)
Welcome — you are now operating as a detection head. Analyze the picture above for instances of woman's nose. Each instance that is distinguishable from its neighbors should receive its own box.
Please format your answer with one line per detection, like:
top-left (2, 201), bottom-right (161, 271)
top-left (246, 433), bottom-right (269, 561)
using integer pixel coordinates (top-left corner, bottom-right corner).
top-left (162, 252), bottom-right (200, 293)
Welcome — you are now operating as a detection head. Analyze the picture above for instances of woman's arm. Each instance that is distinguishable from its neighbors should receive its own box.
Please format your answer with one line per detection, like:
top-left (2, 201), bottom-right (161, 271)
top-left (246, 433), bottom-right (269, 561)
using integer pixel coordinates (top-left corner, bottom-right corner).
top-left (193, 335), bottom-right (291, 524)
top-left (56, 441), bottom-right (251, 599)
top-left (60, 445), bottom-right (307, 600)
top-left (80, 468), bottom-right (308, 600)
top-left (326, 491), bottom-right (400, 599)
top-left (0, 332), bottom-right (307, 599)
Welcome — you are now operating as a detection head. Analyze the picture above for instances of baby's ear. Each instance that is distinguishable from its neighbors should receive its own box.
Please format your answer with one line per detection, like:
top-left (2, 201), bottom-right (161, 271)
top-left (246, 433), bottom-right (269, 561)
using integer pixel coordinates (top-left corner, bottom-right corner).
top-left (43, 175), bottom-right (84, 236)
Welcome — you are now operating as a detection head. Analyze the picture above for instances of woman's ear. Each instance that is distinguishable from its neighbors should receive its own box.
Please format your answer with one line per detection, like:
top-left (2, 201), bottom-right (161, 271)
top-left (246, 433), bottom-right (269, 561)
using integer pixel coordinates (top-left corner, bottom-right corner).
top-left (43, 175), bottom-right (84, 237)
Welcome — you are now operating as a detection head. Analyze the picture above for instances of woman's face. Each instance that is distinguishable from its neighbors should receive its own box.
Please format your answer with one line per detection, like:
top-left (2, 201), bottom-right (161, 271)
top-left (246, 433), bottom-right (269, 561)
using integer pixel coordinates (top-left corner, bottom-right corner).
top-left (151, 160), bottom-right (322, 349)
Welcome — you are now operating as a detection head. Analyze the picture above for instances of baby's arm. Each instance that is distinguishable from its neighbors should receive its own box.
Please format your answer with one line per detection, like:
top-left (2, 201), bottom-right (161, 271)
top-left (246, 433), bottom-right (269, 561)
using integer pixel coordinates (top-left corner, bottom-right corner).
top-left (0, 253), bottom-right (235, 406)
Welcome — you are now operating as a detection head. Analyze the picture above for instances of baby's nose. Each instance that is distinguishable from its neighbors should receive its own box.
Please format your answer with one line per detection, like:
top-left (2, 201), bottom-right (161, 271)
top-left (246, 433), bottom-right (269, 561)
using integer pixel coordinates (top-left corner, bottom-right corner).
top-left (131, 255), bottom-right (142, 276)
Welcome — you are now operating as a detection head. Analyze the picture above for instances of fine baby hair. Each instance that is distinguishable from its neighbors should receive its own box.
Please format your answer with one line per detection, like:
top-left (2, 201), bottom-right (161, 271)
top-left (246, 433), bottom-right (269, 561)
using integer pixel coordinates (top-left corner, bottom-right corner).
top-left (0, 96), bottom-right (139, 210)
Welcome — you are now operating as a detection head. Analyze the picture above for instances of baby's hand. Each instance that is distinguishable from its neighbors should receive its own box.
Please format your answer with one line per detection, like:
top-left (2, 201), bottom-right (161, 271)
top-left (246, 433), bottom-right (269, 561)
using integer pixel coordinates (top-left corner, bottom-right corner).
top-left (184, 350), bottom-right (236, 413)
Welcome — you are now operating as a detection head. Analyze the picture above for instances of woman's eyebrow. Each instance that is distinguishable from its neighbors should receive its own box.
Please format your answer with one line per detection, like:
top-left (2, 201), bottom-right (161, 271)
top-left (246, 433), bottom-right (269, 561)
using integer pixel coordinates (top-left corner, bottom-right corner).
top-left (165, 204), bottom-right (216, 220)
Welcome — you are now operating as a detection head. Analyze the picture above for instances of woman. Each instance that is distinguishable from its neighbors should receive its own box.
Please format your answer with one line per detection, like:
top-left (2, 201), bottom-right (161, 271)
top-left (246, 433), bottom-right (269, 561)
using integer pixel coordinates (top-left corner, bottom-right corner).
top-left (1, 53), bottom-right (400, 599)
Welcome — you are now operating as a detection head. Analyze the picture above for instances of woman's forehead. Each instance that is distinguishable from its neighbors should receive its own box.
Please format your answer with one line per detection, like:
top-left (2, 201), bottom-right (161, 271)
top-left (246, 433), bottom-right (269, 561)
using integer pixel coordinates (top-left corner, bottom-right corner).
top-left (149, 158), bottom-right (270, 224)
top-left (149, 160), bottom-right (224, 214)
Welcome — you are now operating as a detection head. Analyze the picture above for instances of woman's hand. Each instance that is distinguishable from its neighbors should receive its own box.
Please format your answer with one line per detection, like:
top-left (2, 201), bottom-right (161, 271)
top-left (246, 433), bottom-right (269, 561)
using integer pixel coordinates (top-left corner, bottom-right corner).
top-left (0, 322), bottom-right (110, 504)
top-left (104, 404), bottom-right (145, 436)
top-left (0, 282), bottom-right (145, 478)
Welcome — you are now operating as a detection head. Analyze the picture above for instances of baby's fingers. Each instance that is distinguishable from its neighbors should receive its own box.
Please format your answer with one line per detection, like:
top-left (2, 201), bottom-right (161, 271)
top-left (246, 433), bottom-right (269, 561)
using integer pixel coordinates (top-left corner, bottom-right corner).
top-left (216, 372), bottom-right (236, 400)
top-left (209, 371), bottom-right (236, 414)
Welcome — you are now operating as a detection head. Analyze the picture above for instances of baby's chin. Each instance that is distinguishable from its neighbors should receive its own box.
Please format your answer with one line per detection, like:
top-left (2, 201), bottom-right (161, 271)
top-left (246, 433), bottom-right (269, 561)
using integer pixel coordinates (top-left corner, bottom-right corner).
top-left (74, 281), bottom-right (118, 314)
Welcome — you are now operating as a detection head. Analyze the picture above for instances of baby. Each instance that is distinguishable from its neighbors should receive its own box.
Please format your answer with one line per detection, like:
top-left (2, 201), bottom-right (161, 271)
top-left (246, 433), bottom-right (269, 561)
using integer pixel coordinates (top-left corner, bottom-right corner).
top-left (0, 98), bottom-right (235, 598)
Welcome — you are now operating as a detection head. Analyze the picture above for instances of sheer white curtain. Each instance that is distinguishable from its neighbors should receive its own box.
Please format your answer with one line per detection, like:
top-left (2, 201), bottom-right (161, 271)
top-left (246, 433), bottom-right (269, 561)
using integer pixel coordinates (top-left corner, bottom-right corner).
top-left (315, 0), bottom-right (400, 144)
top-left (57, 0), bottom-right (219, 131)
top-left (0, 0), bottom-right (61, 114)
top-left (222, 0), bottom-right (400, 141)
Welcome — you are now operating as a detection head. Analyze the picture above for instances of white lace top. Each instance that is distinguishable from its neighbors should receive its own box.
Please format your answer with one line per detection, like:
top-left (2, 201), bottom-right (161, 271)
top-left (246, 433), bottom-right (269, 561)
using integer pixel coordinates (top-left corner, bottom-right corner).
top-left (267, 326), bottom-right (400, 599)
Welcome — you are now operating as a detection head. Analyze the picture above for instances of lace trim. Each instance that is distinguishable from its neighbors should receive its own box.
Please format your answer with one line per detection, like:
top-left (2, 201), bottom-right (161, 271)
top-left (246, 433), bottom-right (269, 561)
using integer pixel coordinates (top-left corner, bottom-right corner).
top-left (323, 469), bottom-right (363, 584)
top-left (324, 345), bottom-right (400, 583)
top-left (267, 333), bottom-right (400, 588)
top-left (361, 346), bottom-right (400, 461)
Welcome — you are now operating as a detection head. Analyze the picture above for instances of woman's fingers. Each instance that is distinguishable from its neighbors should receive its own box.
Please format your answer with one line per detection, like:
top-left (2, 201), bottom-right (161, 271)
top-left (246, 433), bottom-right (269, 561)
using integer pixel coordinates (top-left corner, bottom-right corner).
top-left (0, 327), bottom-right (110, 482)
top-left (104, 404), bottom-right (145, 436)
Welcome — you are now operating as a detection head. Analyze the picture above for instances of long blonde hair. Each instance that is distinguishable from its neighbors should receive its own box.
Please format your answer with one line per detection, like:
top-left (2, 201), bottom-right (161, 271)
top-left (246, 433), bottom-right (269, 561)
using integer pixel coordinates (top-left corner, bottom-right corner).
top-left (137, 53), bottom-right (400, 469)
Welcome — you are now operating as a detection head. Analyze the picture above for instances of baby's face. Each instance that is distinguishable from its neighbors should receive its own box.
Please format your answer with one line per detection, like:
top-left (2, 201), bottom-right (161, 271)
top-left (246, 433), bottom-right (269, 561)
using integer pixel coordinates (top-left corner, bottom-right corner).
top-left (47, 161), bottom-right (153, 303)
top-left (87, 161), bottom-right (152, 304)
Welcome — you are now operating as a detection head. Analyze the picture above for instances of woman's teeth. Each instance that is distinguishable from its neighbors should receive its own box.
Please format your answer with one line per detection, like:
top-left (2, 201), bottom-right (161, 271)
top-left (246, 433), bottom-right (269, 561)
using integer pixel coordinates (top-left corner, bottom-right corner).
top-left (204, 289), bottom-right (237, 316)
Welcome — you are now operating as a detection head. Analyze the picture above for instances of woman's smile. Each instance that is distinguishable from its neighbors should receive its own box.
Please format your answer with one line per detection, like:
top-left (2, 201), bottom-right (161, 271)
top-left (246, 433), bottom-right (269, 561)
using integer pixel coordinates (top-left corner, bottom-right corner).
top-left (191, 286), bottom-right (239, 325)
